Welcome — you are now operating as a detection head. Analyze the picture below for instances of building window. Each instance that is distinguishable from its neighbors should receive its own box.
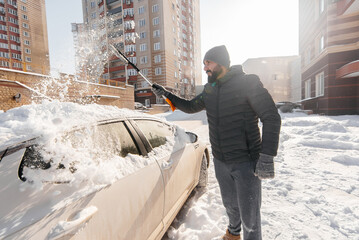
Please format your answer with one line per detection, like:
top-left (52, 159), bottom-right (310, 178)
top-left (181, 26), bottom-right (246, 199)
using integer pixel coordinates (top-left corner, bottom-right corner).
top-left (125, 44), bottom-right (136, 52)
top-left (13, 62), bottom-right (22, 68)
top-left (0, 60), bottom-right (9, 67)
top-left (22, 22), bottom-right (29, 28)
top-left (7, 0), bottom-right (17, 6)
top-left (0, 42), bottom-right (8, 49)
top-left (153, 17), bottom-right (159, 25)
top-left (10, 44), bottom-right (20, 51)
top-left (153, 30), bottom-right (160, 38)
top-left (304, 79), bottom-right (311, 99)
top-left (139, 19), bottom-right (145, 27)
top-left (8, 8), bottom-right (17, 15)
top-left (320, 35), bottom-right (324, 53)
top-left (91, 12), bottom-right (96, 19)
top-left (124, 8), bottom-right (134, 17)
top-left (140, 43), bottom-right (147, 51)
top-left (23, 31), bottom-right (29, 37)
top-left (152, 4), bottom-right (158, 13)
top-left (8, 17), bottom-right (18, 24)
top-left (90, 1), bottom-right (95, 8)
top-left (315, 72), bottom-right (324, 97)
top-left (0, 52), bottom-right (9, 58)
top-left (10, 35), bottom-right (20, 42)
top-left (139, 32), bottom-right (146, 39)
top-left (128, 57), bottom-right (136, 64)
top-left (138, 6), bottom-right (144, 14)
top-left (21, 5), bottom-right (27, 11)
top-left (25, 48), bottom-right (31, 54)
top-left (22, 14), bottom-right (28, 20)
top-left (140, 56), bottom-right (147, 64)
top-left (128, 69), bottom-right (137, 76)
top-left (319, 0), bottom-right (325, 14)
top-left (11, 26), bottom-right (18, 33)
top-left (155, 67), bottom-right (162, 75)
top-left (124, 20), bottom-right (134, 30)
top-left (0, 34), bottom-right (7, 40)
top-left (154, 54), bottom-right (161, 63)
top-left (24, 40), bottom-right (30, 45)
top-left (12, 53), bottom-right (21, 60)
top-left (141, 68), bottom-right (148, 76)
top-left (154, 42), bottom-right (160, 50)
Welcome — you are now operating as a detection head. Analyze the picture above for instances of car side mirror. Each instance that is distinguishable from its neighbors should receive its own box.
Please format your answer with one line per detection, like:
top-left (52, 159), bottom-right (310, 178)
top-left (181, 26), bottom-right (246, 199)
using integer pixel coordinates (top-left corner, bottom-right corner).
top-left (186, 132), bottom-right (198, 143)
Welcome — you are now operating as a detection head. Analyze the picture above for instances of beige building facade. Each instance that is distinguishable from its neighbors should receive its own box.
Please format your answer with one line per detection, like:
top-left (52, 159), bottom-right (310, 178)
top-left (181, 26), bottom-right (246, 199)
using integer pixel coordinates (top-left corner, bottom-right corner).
top-left (242, 56), bottom-right (300, 103)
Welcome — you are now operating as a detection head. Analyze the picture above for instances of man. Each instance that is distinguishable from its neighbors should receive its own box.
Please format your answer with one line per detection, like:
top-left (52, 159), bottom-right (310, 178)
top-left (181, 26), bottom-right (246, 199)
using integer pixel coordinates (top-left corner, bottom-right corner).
top-left (152, 45), bottom-right (281, 240)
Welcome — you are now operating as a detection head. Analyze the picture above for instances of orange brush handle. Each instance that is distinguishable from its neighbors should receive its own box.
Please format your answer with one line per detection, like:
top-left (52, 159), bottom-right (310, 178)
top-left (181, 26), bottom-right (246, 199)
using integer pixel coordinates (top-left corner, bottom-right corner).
top-left (164, 97), bottom-right (176, 111)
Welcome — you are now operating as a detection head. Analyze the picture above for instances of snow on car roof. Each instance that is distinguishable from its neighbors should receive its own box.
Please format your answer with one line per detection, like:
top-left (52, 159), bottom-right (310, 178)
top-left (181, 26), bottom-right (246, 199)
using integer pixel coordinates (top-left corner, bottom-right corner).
top-left (0, 100), bottom-right (165, 148)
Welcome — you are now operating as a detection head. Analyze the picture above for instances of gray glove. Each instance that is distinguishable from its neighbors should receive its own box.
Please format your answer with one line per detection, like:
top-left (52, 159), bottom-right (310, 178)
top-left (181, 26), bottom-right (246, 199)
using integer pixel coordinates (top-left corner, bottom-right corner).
top-left (254, 153), bottom-right (275, 180)
top-left (152, 83), bottom-right (169, 98)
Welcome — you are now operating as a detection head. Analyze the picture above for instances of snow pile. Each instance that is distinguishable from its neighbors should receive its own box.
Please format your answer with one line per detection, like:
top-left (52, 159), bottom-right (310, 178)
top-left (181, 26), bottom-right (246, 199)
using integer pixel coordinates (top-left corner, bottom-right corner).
top-left (161, 111), bottom-right (359, 240)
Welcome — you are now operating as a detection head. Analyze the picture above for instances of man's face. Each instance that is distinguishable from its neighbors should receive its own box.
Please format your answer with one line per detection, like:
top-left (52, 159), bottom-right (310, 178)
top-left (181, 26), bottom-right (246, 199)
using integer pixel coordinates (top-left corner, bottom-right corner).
top-left (203, 60), bottom-right (222, 82)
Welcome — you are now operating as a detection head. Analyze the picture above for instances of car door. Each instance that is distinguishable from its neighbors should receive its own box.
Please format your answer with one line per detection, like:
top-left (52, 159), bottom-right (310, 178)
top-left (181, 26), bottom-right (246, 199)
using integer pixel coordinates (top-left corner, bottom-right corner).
top-left (131, 119), bottom-right (198, 227)
top-left (0, 120), bottom-right (165, 240)
top-left (71, 120), bottom-right (165, 240)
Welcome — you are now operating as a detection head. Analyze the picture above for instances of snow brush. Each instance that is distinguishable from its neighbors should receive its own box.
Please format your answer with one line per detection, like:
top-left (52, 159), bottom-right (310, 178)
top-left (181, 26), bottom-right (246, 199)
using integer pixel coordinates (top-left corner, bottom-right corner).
top-left (109, 44), bottom-right (176, 112)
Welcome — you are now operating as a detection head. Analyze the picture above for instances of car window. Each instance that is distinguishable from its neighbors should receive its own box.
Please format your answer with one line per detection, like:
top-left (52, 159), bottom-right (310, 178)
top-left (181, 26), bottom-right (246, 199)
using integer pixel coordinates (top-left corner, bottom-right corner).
top-left (134, 120), bottom-right (174, 148)
top-left (63, 121), bottom-right (140, 158)
top-left (18, 145), bottom-right (55, 181)
top-left (19, 121), bottom-right (140, 181)
top-left (94, 122), bottom-right (140, 157)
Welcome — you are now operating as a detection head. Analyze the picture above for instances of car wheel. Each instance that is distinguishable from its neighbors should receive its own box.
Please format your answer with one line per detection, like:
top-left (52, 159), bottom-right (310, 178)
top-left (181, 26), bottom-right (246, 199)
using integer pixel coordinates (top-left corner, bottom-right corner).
top-left (197, 153), bottom-right (208, 187)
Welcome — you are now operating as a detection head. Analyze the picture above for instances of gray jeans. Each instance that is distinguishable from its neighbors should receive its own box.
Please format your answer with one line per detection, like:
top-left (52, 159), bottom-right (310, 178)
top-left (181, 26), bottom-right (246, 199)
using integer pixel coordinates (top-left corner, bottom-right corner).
top-left (214, 158), bottom-right (262, 240)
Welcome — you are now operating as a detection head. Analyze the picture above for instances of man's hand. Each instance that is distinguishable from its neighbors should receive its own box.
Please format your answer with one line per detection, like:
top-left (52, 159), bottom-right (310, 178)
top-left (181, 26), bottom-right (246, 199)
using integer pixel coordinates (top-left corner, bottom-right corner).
top-left (254, 153), bottom-right (275, 180)
top-left (152, 83), bottom-right (169, 98)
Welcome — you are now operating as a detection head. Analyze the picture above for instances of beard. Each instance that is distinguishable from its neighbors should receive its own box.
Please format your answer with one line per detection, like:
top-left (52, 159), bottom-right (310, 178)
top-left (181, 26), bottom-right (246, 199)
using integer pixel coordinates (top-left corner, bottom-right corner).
top-left (207, 64), bottom-right (223, 83)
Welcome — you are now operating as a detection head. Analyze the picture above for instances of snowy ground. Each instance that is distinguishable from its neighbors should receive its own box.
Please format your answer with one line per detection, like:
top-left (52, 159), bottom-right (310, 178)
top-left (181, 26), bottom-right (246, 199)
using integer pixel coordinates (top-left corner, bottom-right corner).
top-left (158, 110), bottom-right (359, 240)
top-left (1, 103), bottom-right (358, 240)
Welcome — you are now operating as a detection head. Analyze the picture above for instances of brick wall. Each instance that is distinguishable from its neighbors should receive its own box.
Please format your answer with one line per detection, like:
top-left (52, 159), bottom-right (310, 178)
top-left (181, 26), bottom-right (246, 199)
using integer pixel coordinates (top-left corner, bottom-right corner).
top-left (0, 68), bottom-right (134, 112)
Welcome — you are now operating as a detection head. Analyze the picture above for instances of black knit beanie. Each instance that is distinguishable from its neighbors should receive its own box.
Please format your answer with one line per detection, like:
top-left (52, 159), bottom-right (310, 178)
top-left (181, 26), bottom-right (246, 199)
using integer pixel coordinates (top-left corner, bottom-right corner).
top-left (203, 45), bottom-right (230, 69)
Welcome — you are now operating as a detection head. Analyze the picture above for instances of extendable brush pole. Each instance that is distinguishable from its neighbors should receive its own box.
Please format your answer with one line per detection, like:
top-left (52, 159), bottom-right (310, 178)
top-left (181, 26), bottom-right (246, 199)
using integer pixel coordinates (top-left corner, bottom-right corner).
top-left (109, 44), bottom-right (176, 111)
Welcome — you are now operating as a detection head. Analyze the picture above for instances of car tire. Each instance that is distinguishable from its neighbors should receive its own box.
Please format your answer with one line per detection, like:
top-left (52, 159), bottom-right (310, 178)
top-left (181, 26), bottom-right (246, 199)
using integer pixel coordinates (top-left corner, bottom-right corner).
top-left (197, 153), bottom-right (208, 187)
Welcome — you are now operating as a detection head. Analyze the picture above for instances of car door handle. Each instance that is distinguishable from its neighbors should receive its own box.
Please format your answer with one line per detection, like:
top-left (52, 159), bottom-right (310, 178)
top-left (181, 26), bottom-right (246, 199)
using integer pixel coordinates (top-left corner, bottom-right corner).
top-left (47, 206), bottom-right (98, 240)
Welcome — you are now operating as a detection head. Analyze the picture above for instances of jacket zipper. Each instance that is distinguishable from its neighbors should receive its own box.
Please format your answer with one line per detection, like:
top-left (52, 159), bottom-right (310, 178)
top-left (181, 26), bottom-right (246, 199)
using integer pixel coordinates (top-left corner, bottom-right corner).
top-left (216, 83), bottom-right (224, 160)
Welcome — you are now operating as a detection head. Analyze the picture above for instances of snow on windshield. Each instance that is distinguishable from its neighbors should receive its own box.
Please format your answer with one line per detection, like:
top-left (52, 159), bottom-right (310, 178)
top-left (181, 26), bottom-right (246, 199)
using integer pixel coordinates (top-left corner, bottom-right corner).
top-left (0, 101), bottom-right (190, 189)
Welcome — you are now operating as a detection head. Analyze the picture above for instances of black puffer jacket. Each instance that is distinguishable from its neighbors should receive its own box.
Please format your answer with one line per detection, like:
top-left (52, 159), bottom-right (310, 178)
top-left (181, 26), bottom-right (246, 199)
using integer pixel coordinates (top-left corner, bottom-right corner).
top-left (166, 65), bottom-right (281, 163)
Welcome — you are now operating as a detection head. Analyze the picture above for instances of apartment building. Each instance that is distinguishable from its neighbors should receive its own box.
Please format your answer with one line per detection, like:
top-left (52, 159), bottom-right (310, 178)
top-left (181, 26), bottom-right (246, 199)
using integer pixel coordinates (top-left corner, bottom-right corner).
top-left (242, 56), bottom-right (300, 103)
top-left (79, 0), bottom-right (201, 105)
top-left (0, 0), bottom-right (49, 74)
top-left (299, 0), bottom-right (359, 115)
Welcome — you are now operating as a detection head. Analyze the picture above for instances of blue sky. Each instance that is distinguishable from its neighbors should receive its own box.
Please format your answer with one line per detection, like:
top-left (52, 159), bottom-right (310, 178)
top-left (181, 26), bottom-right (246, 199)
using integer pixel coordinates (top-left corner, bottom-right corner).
top-left (45, 0), bottom-right (299, 83)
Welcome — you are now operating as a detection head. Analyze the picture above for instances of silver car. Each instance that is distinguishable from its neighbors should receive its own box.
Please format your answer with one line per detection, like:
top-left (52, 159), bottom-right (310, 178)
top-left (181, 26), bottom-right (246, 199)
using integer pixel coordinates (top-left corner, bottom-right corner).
top-left (0, 115), bottom-right (209, 240)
